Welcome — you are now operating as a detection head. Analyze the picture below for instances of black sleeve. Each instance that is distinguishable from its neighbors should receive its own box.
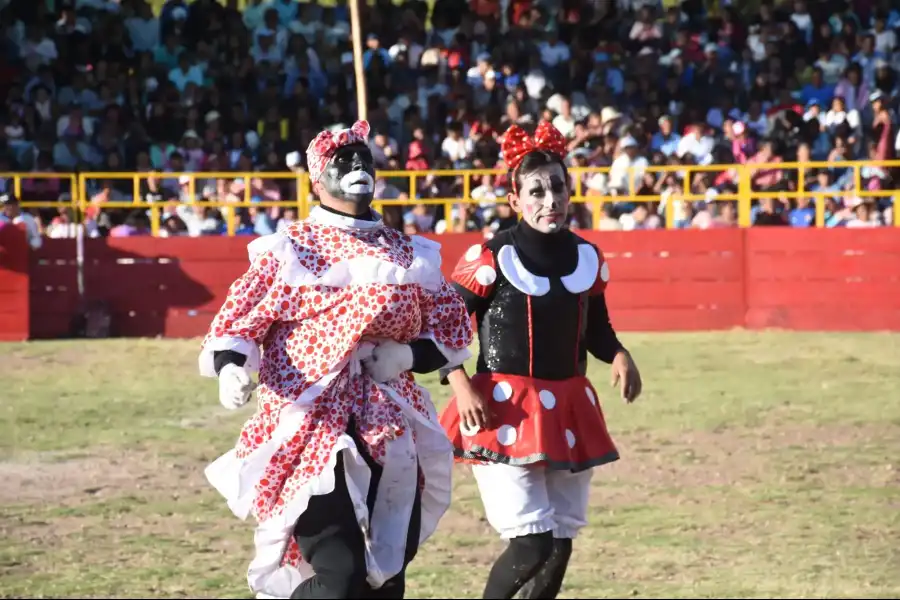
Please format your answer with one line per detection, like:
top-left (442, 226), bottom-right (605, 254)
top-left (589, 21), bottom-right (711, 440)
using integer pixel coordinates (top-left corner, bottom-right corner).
top-left (409, 338), bottom-right (448, 374)
top-left (436, 282), bottom-right (487, 384)
top-left (453, 281), bottom-right (491, 318)
top-left (585, 293), bottom-right (625, 364)
top-left (213, 350), bottom-right (247, 375)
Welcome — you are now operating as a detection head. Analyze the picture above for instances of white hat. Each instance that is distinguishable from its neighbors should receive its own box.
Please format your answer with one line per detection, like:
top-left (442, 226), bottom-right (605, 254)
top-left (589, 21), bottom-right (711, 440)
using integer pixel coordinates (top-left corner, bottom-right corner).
top-left (620, 136), bottom-right (638, 149)
top-left (601, 106), bottom-right (622, 123)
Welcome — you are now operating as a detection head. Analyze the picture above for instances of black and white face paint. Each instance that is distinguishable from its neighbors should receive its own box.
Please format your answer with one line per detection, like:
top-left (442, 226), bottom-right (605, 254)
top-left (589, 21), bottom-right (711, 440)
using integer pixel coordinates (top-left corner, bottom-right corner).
top-left (320, 143), bottom-right (376, 209)
top-left (512, 162), bottom-right (570, 233)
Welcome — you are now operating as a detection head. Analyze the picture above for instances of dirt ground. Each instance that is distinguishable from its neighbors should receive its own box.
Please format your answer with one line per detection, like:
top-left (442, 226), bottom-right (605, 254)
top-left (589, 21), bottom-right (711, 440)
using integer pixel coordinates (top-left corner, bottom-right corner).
top-left (1, 332), bottom-right (899, 598)
top-left (4, 420), bottom-right (896, 506)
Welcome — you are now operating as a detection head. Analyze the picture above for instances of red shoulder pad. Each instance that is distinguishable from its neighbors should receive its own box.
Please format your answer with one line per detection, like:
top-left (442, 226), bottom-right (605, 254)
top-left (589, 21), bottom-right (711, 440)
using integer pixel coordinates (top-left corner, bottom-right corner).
top-left (589, 248), bottom-right (611, 296)
top-left (451, 243), bottom-right (497, 298)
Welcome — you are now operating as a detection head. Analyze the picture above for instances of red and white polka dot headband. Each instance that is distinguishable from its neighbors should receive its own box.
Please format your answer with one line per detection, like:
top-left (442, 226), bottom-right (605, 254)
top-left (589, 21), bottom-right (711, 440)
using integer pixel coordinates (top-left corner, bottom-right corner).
top-left (501, 121), bottom-right (568, 192)
top-left (305, 120), bottom-right (371, 183)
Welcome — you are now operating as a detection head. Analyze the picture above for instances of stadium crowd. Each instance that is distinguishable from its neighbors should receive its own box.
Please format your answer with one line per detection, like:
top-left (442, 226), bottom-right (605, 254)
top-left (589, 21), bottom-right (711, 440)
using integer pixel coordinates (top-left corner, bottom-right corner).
top-left (0, 0), bottom-right (898, 241)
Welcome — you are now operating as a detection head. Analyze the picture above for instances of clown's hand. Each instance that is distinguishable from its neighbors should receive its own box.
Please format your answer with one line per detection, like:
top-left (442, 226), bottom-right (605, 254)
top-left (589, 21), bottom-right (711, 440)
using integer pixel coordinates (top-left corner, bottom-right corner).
top-left (218, 363), bottom-right (256, 410)
top-left (610, 350), bottom-right (642, 404)
top-left (362, 340), bottom-right (414, 383)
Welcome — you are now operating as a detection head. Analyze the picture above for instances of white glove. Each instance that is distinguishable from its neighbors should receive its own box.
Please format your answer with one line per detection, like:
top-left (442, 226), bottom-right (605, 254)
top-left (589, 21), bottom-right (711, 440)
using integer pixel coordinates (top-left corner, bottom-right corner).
top-left (218, 363), bottom-right (256, 410)
top-left (362, 340), bottom-right (414, 383)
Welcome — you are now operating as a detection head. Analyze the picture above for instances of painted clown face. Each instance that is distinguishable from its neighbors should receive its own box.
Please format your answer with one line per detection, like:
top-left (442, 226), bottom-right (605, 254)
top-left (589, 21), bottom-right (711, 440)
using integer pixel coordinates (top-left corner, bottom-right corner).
top-left (509, 161), bottom-right (570, 233)
top-left (319, 142), bottom-right (376, 208)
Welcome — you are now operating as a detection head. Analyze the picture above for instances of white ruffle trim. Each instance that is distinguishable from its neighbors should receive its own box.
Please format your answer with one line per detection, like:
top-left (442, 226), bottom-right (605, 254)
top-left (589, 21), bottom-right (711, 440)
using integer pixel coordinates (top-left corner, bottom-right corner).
top-left (418, 331), bottom-right (471, 370)
top-left (198, 336), bottom-right (261, 379)
top-left (487, 519), bottom-right (582, 540)
top-left (199, 233), bottom-right (450, 380)
top-left (207, 435), bottom-right (366, 599)
top-left (248, 231), bottom-right (444, 291)
top-left (204, 348), bottom-right (454, 599)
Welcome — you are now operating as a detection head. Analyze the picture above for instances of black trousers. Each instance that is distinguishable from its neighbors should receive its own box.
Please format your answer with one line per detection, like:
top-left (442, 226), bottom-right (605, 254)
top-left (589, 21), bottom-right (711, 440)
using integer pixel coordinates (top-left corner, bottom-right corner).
top-left (290, 428), bottom-right (423, 600)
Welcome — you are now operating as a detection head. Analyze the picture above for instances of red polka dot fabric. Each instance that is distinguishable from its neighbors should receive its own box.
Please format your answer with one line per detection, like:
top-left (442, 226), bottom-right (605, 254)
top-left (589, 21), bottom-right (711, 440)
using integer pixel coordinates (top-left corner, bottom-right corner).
top-left (500, 120), bottom-right (568, 172)
top-left (451, 243), bottom-right (497, 299)
top-left (200, 213), bottom-right (474, 577)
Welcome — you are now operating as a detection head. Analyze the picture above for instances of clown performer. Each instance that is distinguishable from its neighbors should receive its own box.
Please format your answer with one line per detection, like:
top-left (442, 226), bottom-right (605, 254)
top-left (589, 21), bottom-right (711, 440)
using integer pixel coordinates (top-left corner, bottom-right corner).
top-left (199, 120), bottom-right (474, 599)
top-left (439, 121), bottom-right (644, 600)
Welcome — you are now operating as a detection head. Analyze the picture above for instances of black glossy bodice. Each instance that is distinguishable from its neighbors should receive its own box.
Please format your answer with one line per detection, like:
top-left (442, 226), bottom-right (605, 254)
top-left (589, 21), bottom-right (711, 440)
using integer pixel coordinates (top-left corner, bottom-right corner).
top-left (477, 276), bottom-right (587, 380)
top-left (474, 224), bottom-right (590, 381)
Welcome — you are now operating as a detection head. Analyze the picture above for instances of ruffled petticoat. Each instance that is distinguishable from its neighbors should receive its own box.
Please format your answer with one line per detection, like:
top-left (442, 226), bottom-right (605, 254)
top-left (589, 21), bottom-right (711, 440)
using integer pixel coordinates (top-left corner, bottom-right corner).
top-left (199, 209), bottom-right (472, 598)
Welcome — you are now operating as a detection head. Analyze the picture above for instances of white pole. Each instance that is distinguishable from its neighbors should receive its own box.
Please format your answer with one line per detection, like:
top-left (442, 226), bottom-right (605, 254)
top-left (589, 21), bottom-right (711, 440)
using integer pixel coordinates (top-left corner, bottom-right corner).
top-left (75, 222), bottom-right (84, 299)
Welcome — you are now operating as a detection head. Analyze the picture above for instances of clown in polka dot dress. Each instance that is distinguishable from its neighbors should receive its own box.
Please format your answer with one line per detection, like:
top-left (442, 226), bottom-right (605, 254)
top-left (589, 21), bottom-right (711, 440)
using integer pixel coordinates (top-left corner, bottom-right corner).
top-left (438, 121), bottom-right (644, 600)
top-left (200, 121), bottom-right (473, 600)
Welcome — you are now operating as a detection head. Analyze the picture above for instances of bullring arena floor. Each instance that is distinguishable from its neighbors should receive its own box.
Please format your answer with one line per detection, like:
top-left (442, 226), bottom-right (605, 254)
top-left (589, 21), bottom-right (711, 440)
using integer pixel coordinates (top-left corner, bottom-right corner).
top-left (1, 332), bottom-right (899, 598)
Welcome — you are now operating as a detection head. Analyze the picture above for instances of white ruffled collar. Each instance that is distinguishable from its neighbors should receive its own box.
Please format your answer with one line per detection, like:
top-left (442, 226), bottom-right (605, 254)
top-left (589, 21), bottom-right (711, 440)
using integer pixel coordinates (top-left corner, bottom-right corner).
top-left (497, 243), bottom-right (599, 296)
top-left (247, 228), bottom-right (444, 291)
top-left (309, 205), bottom-right (384, 230)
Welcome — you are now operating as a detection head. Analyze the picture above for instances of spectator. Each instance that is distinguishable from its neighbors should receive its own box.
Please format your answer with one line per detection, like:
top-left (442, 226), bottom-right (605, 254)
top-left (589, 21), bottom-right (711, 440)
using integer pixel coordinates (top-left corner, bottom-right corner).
top-left (0, 193), bottom-right (42, 249)
top-left (1, 0), bottom-right (898, 240)
top-left (651, 115), bottom-right (681, 156)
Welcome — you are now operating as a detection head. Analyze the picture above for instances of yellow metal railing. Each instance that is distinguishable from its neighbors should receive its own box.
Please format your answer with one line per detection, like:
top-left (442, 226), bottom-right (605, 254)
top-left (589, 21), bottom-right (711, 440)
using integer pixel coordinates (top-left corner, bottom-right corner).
top-left (2, 172), bottom-right (79, 209)
top-left (74, 172), bottom-right (309, 237)
top-left (6, 162), bottom-right (900, 236)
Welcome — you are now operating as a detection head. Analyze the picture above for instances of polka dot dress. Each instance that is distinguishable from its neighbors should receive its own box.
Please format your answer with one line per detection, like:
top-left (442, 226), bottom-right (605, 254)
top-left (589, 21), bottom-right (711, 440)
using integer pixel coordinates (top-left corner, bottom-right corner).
top-left (201, 214), bottom-right (473, 573)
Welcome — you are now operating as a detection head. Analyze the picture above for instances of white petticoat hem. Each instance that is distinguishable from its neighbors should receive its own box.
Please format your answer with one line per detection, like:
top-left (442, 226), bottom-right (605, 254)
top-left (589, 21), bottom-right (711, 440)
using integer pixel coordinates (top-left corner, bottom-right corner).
top-left (207, 434), bottom-right (366, 599)
top-left (204, 349), bottom-right (453, 598)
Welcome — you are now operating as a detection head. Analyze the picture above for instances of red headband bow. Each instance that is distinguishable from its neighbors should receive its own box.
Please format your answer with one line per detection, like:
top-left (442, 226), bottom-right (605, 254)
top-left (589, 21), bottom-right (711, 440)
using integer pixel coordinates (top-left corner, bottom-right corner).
top-left (500, 121), bottom-right (568, 172)
top-left (305, 120), bottom-right (371, 182)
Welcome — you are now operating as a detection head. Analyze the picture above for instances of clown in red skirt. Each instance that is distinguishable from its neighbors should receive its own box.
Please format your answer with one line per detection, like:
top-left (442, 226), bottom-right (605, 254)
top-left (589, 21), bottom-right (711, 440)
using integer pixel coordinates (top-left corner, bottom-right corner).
top-left (439, 121), bottom-right (643, 599)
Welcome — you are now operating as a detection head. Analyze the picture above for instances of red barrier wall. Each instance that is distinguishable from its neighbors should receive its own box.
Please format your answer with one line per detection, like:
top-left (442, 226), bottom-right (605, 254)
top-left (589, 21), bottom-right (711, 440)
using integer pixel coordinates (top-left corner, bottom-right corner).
top-left (3, 228), bottom-right (899, 340)
top-left (0, 225), bottom-right (29, 341)
top-left (30, 237), bottom-right (246, 338)
top-left (744, 228), bottom-right (900, 330)
top-left (29, 238), bottom-right (77, 339)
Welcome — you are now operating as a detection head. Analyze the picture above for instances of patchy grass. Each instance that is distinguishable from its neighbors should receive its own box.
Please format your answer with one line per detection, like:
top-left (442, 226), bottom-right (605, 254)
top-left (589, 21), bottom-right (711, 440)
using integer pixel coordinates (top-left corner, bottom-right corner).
top-left (1, 332), bottom-right (899, 599)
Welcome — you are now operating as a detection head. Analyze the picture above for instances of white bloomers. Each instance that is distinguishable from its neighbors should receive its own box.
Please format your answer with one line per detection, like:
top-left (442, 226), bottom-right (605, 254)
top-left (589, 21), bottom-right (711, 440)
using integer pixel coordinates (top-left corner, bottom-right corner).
top-left (471, 462), bottom-right (593, 540)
